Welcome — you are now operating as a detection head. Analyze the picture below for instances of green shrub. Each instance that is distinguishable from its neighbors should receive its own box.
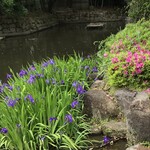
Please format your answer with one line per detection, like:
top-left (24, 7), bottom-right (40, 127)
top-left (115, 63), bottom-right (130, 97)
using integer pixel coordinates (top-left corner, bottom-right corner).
top-left (0, 54), bottom-right (98, 149)
top-left (97, 20), bottom-right (150, 90)
top-left (0, 0), bottom-right (28, 16)
top-left (127, 0), bottom-right (150, 21)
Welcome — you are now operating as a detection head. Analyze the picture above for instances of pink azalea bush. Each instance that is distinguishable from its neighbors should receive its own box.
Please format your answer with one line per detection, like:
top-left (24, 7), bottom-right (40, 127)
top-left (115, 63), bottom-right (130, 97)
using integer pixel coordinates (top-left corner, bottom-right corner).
top-left (107, 44), bottom-right (150, 89)
top-left (98, 20), bottom-right (150, 90)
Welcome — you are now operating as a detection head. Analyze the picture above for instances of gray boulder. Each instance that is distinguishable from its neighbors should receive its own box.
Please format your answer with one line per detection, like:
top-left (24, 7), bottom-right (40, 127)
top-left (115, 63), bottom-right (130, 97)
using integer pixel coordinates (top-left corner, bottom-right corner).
top-left (126, 92), bottom-right (150, 144)
top-left (115, 89), bottom-right (150, 144)
top-left (102, 120), bottom-right (127, 138)
top-left (115, 89), bottom-right (137, 115)
top-left (83, 89), bottom-right (118, 119)
top-left (90, 123), bottom-right (102, 135)
top-left (126, 144), bottom-right (150, 150)
top-left (90, 80), bottom-right (106, 90)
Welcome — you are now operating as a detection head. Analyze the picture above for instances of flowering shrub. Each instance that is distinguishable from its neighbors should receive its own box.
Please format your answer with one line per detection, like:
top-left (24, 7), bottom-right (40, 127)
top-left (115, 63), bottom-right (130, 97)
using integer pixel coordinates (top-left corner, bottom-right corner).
top-left (107, 45), bottom-right (150, 89)
top-left (0, 55), bottom-right (98, 149)
top-left (97, 20), bottom-right (150, 90)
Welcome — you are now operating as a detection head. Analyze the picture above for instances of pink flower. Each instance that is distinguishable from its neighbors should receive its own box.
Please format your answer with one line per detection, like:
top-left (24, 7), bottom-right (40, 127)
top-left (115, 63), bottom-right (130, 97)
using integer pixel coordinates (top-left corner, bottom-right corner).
top-left (126, 57), bottom-right (132, 63)
top-left (135, 68), bottom-right (142, 74)
top-left (144, 88), bottom-right (150, 93)
top-left (136, 63), bottom-right (144, 68)
top-left (110, 50), bottom-right (114, 53)
top-left (112, 57), bottom-right (119, 64)
top-left (104, 53), bottom-right (108, 57)
top-left (113, 66), bottom-right (118, 70)
top-left (123, 70), bottom-right (128, 75)
top-left (136, 44), bottom-right (141, 51)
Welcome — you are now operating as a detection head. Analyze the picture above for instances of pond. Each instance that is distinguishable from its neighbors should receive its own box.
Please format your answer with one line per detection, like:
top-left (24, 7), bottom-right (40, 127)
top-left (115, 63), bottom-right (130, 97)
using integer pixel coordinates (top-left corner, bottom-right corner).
top-left (0, 21), bottom-right (125, 82)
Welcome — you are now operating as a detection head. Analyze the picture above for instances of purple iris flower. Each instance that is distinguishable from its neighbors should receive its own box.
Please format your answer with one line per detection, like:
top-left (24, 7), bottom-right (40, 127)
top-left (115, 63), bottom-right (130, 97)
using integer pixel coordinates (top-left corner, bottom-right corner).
top-left (25, 94), bottom-right (35, 103)
top-left (0, 86), bottom-right (4, 93)
top-left (71, 100), bottom-right (79, 108)
top-left (8, 85), bottom-right (13, 91)
top-left (49, 59), bottom-right (55, 65)
top-left (7, 74), bottom-right (12, 79)
top-left (46, 79), bottom-right (50, 84)
top-left (72, 81), bottom-right (78, 87)
top-left (84, 66), bottom-right (90, 70)
top-left (2, 83), bottom-right (8, 87)
top-left (76, 84), bottom-right (86, 94)
top-left (49, 117), bottom-right (57, 122)
top-left (42, 62), bottom-right (49, 67)
top-left (16, 124), bottom-right (21, 128)
top-left (92, 66), bottom-right (98, 72)
top-left (37, 74), bottom-right (44, 78)
top-left (103, 136), bottom-right (110, 144)
top-left (39, 136), bottom-right (45, 141)
top-left (61, 80), bottom-right (65, 85)
top-left (65, 114), bottom-right (73, 123)
top-left (51, 78), bottom-right (56, 84)
top-left (7, 99), bottom-right (16, 107)
top-left (0, 128), bottom-right (8, 134)
top-left (87, 55), bottom-right (91, 59)
top-left (15, 98), bottom-right (20, 101)
top-left (5, 97), bottom-right (9, 102)
top-left (27, 75), bottom-right (36, 84)
top-left (19, 70), bottom-right (27, 77)
top-left (28, 65), bottom-right (36, 71)
top-left (17, 86), bottom-right (21, 91)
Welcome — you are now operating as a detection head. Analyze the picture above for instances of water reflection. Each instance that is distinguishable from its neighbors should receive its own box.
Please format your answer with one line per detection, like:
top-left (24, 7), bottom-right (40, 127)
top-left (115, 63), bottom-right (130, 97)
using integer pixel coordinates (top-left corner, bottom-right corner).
top-left (0, 21), bottom-right (125, 81)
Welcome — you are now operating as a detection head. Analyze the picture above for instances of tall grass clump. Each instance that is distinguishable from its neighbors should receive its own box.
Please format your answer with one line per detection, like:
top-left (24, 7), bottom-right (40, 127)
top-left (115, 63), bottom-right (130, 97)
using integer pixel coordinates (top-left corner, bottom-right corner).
top-left (0, 54), bottom-right (98, 149)
top-left (97, 20), bottom-right (150, 90)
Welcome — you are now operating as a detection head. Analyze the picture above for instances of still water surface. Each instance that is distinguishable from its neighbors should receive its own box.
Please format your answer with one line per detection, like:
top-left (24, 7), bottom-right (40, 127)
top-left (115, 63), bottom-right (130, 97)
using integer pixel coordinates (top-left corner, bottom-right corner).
top-left (0, 21), bottom-right (125, 82)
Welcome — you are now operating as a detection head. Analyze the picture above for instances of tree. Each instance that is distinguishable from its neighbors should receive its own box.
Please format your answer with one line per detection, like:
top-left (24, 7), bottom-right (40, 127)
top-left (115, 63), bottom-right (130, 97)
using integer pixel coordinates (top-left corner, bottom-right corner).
top-left (48, 0), bottom-right (56, 12)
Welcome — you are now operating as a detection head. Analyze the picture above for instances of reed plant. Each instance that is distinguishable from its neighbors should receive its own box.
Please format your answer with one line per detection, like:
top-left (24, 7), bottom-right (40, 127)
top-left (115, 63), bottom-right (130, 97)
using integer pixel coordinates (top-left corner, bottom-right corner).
top-left (0, 54), bottom-right (98, 149)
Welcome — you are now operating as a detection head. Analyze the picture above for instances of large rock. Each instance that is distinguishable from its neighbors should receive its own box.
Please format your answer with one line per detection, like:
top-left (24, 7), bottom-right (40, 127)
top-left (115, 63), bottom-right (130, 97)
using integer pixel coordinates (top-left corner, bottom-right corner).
top-left (83, 89), bottom-right (118, 119)
top-left (126, 92), bottom-right (150, 144)
top-left (102, 121), bottom-right (127, 138)
top-left (115, 89), bottom-right (150, 144)
top-left (115, 89), bottom-right (137, 115)
top-left (90, 80), bottom-right (106, 90)
top-left (90, 123), bottom-right (102, 135)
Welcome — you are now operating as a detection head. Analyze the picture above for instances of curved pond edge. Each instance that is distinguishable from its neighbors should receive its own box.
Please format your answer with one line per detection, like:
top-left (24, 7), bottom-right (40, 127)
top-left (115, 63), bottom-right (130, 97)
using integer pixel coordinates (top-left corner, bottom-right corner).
top-left (0, 9), bottom-right (125, 37)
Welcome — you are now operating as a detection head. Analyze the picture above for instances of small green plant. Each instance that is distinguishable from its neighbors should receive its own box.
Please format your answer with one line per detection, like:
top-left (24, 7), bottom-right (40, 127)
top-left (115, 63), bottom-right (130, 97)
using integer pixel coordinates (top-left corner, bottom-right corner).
top-left (141, 141), bottom-right (150, 148)
top-left (0, 54), bottom-right (98, 149)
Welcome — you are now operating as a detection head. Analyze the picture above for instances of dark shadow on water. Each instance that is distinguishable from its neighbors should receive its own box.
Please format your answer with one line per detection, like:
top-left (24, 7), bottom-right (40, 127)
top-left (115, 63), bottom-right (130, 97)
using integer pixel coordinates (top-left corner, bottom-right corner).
top-left (88, 135), bottom-right (127, 150)
top-left (0, 21), bottom-right (125, 82)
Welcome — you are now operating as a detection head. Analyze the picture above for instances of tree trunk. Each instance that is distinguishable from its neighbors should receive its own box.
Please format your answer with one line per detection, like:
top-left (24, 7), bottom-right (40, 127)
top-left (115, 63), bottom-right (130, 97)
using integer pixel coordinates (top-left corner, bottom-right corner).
top-left (48, 0), bottom-right (56, 12)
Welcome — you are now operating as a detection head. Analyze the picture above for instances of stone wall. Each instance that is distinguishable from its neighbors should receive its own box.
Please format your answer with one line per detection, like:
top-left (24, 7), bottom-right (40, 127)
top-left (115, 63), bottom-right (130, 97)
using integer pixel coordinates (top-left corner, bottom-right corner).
top-left (55, 9), bottom-right (124, 23)
top-left (0, 13), bottom-right (58, 37)
top-left (0, 9), bottom-right (124, 37)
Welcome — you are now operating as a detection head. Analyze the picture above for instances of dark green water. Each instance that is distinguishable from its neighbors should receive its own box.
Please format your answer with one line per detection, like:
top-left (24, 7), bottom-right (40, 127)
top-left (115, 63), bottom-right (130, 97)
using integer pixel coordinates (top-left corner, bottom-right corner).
top-left (0, 21), bottom-right (125, 82)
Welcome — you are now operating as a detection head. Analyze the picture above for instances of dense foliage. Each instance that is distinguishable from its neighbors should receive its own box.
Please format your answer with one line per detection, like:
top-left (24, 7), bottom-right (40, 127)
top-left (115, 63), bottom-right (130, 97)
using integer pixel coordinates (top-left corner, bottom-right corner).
top-left (0, 0), bottom-right (125, 16)
top-left (127, 0), bottom-right (150, 21)
top-left (0, 55), bottom-right (98, 149)
top-left (97, 20), bottom-right (150, 90)
top-left (0, 0), bottom-right (27, 16)
top-left (0, 0), bottom-right (56, 16)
